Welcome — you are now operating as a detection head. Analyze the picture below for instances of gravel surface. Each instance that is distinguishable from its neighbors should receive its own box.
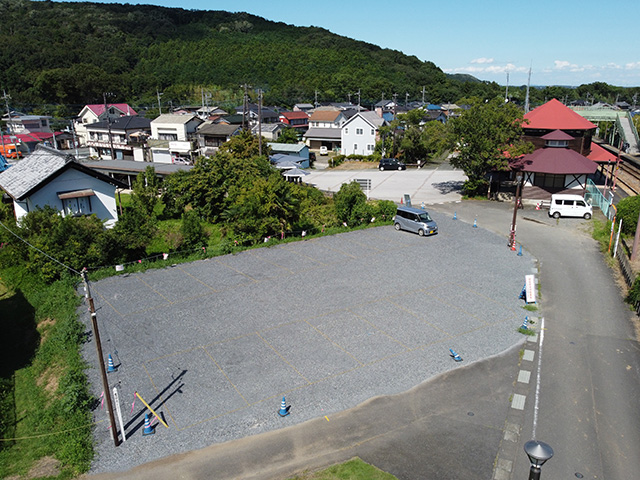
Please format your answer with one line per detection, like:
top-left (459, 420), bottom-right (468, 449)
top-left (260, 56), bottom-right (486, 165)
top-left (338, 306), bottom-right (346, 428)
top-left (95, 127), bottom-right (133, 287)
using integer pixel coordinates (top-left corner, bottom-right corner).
top-left (81, 211), bottom-right (535, 474)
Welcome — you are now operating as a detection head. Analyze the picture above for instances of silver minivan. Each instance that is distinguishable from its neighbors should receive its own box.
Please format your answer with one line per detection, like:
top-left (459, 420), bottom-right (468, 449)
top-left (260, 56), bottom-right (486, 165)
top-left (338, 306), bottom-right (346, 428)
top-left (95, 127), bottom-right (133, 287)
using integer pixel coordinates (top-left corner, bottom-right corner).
top-left (394, 206), bottom-right (438, 236)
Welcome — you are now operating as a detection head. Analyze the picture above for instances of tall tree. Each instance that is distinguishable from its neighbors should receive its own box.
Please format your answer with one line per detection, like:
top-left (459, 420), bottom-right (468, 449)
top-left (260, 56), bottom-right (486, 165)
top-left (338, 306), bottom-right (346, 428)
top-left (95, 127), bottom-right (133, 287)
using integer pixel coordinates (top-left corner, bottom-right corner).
top-left (449, 98), bottom-right (533, 196)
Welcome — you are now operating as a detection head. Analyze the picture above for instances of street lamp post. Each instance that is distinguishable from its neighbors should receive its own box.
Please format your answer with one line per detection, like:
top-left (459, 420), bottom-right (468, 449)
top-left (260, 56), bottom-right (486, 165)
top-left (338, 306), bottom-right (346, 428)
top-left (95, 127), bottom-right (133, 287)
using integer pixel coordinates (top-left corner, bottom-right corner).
top-left (524, 440), bottom-right (554, 480)
top-left (509, 172), bottom-right (523, 249)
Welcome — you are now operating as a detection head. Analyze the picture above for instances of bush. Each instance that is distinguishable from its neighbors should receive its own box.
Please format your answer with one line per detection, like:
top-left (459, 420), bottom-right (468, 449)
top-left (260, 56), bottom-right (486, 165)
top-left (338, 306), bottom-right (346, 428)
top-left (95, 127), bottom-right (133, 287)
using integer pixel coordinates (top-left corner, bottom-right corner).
top-left (181, 210), bottom-right (206, 249)
top-left (614, 195), bottom-right (640, 235)
top-left (334, 181), bottom-right (368, 226)
top-left (374, 200), bottom-right (397, 221)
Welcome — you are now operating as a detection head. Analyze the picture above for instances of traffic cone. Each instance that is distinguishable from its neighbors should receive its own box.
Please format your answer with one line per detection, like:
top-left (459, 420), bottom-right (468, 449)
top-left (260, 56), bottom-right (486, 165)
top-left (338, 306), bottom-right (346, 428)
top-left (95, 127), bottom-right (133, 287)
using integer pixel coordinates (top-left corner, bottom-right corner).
top-left (520, 316), bottom-right (529, 330)
top-left (107, 354), bottom-right (117, 373)
top-left (449, 348), bottom-right (463, 362)
top-left (473, 218), bottom-right (478, 228)
top-left (278, 396), bottom-right (290, 417)
top-left (511, 242), bottom-right (516, 252)
top-left (142, 413), bottom-right (155, 436)
top-left (536, 202), bottom-right (540, 210)
top-left (517, 246), bottom-right (523, 256)
top-left (453, 211), bottom-right (457, 220)
top-left (400, 197), bottom-right (403, 204)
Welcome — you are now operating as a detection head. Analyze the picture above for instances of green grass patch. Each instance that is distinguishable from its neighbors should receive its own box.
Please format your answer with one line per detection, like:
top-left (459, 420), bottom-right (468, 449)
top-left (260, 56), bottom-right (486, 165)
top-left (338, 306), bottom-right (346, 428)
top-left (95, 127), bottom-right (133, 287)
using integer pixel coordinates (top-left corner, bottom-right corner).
top-left (518, 327), bottom-right (536, 336)
top-left (522, 304), bottom-right (538, 311)
top-left (287, 457), bottom-right (398, 480)
top-left (0, 271), bottom-right (93, 479)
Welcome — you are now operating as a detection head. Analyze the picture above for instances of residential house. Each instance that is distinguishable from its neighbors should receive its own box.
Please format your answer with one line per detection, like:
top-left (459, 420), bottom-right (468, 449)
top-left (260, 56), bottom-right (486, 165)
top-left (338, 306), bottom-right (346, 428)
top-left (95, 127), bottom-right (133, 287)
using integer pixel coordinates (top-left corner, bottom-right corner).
top-left (3, 111), bottom-right (52, 134)
top-left (293, 103), bottom-right (314, 113)
top-left (0, 145), bottom-right (126, 228)
top-left (251, 123), bottom-right (285, 141)
top-left (507, 99), bottom-right (604, 201)
top-left (303, 109), bottom-right (347, 152)
top-left (196, 123), bottom-right (242, 156)
top-left (149, 114), bottom-right (203, 164)
top-left (86, 116), bottom-right (151, 161)
top-left (279, 111), bottom-right (309, 132)
top-left (235, 104), bottom-right (280, 127)
top-left (341, 111), bottom-right (387, 156)
top-left (268, 143), bottom-right (310, 168)
top-left (74, 103), bottom-right (137, 146)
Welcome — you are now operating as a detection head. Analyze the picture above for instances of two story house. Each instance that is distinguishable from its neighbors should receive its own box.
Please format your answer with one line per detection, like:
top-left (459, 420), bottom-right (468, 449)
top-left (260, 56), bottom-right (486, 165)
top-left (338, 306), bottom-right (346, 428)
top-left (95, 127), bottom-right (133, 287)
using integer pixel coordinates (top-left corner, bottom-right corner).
top-left (74, 103), bottom-right (137, 146)
top-left (86, 116), bottom-right (151, 161)
top-left (341, 112), bottom-right (387, 156)
top-left (149, 114), bottom-right (203, 164)
top-left (303, 109), bottom-right (348, 153)
top-left (279, 111), bottom-right (309, 132)
top-left (196, 123), bottom-right (242, 156)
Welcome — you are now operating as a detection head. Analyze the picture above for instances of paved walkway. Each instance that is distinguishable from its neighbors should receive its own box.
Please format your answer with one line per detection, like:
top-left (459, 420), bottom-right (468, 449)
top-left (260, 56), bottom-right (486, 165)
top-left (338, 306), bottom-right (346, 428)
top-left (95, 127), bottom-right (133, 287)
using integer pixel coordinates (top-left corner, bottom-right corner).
top-left (304, 165), bottom-right (465, 205)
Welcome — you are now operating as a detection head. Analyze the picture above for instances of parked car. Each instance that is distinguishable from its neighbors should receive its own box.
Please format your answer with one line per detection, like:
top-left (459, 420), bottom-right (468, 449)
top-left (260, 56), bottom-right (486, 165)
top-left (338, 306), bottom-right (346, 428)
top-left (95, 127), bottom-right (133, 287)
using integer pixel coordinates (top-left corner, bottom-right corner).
top-left (319, 146), bottom-right (328, 155)
top-left (548, 194), bottom-right (592, 219)
top-left (394, 206), bottom-right (438, 236)
top-left (379, 158), bottom-right (406, 171)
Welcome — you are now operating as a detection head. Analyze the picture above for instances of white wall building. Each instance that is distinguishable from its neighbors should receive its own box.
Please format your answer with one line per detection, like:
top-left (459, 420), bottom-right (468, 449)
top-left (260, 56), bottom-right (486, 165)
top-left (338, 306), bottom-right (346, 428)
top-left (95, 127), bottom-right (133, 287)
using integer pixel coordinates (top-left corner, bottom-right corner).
top-left (340, 112), bottom-right (387, 156)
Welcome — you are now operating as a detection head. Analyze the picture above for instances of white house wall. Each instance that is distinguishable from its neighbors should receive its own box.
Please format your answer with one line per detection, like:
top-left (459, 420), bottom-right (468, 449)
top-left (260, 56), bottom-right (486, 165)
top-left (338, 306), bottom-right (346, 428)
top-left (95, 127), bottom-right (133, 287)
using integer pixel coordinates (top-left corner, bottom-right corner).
top-left (16, 169), bottom-right (119, 228)
top-left (341, 117), bottom-right (376, 156)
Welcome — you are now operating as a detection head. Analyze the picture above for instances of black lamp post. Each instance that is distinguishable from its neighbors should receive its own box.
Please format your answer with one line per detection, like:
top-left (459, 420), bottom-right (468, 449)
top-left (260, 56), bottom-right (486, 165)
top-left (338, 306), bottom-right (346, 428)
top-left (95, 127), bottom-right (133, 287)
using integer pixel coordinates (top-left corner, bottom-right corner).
top-left (524, 440), bottom-right (554, 480)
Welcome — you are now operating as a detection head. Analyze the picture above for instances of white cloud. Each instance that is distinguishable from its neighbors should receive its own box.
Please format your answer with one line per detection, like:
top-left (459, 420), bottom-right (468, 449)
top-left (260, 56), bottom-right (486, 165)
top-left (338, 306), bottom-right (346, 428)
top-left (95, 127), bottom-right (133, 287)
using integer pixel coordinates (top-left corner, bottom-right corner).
top-left (625, 61), bottom-right (640, 70)
top-left (553, 60), bottom-right (577, 70)
top-left (470, 57), bottom-right (494, 64)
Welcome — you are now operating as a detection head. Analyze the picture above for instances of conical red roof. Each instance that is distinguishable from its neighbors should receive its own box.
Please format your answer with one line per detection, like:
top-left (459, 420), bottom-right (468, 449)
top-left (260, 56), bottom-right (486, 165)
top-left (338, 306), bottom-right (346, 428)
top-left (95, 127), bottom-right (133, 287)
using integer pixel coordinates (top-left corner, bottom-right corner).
top-left (523, 98), bottom-right (596, 130)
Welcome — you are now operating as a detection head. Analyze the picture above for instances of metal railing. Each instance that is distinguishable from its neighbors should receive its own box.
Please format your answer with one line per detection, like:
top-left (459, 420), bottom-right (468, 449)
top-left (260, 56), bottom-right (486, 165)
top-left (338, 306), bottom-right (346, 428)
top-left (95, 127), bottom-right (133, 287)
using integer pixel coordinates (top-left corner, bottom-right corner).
top-left (585, 178), bottom-right (615, 219)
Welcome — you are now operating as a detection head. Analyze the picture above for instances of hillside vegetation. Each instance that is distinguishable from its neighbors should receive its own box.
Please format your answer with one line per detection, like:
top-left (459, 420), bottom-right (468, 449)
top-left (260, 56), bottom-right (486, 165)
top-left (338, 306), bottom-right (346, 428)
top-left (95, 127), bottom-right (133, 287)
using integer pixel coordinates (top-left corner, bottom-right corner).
top-left (0, 0), bottom-right (502, 114)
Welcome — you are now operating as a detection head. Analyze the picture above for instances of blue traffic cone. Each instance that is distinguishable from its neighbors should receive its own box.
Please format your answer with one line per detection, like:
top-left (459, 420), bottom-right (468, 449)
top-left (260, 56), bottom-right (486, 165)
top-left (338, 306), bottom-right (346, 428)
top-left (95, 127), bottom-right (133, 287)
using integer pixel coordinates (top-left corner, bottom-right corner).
top-left (473, 217), bottom-right (478, 228)
top-left (278, 396), bottom-right (290, 417)
top-left (520, 317), bottom-right (529, 330)
top-left (517, 245), bottom-right (523, 256)
top-left (453, 211), bottom-right (457, 220)
top-left (142, 413), bottom-right (155, 436)
top-left (107, 354), bottom-right (117, 373)
top-left (449, 348), bottom-right (463, 362)
top-left (519, 284), bottom-right (526, 299)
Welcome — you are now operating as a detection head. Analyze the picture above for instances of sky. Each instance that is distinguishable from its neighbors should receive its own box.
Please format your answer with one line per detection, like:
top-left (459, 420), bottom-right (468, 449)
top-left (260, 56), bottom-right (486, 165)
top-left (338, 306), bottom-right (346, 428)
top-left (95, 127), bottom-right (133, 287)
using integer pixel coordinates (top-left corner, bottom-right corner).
top-left (60, 0), bottom-right (639, 87)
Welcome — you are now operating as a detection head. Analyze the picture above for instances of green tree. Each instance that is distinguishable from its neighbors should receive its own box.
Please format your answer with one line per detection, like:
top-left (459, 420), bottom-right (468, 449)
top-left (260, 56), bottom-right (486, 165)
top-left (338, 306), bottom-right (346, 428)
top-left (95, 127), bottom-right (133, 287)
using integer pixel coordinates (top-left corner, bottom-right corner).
top-left (180, 210), bottom-right (206, 249)
top-left (131, 166), bottom-right (160, 217)
top-left (274, 127), bottom-right (299, 144)
top-left (334, 181), bottom-right (369, 226)
top-left (614, 195), bottom-right (640, 235)
top-left (450, 98), bottom-right (533, 196)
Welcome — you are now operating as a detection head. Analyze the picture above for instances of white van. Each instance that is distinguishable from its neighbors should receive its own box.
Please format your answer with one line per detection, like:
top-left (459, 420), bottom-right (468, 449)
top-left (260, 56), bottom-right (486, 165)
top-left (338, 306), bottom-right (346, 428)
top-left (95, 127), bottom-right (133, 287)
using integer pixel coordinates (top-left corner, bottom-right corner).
top-left (548, 194), bottom-right (592, 219)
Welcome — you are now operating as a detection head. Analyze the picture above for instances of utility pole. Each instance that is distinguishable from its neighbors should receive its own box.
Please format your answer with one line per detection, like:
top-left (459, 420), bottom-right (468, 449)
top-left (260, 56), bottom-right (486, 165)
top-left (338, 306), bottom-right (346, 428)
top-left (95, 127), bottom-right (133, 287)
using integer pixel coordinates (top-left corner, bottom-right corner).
top-left (505, 72), bottom-right (510, 103)
top-left (103, 93), bottom-right (116, 160)
top-left (357, 90), bottom-right (361, 108)
top-left (81, 269), bottom-right (120, 447)
top-left (314, 89), bottom-right (318, 109)
top-left (3, 90), bottom-right (12, 134)
top-left (421, 86), bottom-right (426, 105)
top-left (405, 92), bottom-right (409, 107)
top-left (156, 89), bottom-right (163, 115)
top-left (524, 67), bottom-right (532, 114)
top-left (258, 89), bottom-right (263, 157)
top-left (241, 84), bottom-right (250, 130)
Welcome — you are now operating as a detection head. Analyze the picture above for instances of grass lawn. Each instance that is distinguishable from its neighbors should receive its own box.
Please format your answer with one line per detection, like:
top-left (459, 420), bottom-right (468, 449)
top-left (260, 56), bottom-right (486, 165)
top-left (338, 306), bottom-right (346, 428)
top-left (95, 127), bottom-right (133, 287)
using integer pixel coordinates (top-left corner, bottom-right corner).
top-left (287, 458), bottom-right (397, 480)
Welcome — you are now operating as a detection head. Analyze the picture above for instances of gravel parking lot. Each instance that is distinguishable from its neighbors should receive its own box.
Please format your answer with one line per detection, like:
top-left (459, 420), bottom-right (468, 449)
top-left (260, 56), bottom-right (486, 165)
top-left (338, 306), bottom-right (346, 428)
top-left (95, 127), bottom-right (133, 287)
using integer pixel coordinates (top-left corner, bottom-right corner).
top-left (82, 210), bottom-right (535, 474)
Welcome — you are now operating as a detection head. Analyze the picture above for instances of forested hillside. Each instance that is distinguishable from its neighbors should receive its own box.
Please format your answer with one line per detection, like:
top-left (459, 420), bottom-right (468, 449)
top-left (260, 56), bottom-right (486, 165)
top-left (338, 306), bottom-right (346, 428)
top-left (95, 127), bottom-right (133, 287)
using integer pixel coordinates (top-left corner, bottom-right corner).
top-left (0, 0), bottom-right (502, 115)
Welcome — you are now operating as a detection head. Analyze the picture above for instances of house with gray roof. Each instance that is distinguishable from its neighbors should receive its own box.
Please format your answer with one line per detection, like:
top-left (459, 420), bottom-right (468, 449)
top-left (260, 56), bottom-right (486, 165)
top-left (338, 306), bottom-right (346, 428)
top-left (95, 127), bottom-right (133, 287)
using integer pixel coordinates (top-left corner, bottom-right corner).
top-left (196, 123), bottom-right (242, 156)
top-left (341, 111), bottom-right (388, 156)
top-left (0, 145), bottom-right (126, 228)
top-left (85, 116), bottom-right (151, 161)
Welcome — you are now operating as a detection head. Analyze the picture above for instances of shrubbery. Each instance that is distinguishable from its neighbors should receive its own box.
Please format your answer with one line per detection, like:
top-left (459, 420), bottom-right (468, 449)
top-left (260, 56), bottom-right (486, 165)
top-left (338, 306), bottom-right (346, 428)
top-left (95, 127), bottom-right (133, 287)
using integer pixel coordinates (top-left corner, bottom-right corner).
top-left (614, 195), bottom-right (640, 235)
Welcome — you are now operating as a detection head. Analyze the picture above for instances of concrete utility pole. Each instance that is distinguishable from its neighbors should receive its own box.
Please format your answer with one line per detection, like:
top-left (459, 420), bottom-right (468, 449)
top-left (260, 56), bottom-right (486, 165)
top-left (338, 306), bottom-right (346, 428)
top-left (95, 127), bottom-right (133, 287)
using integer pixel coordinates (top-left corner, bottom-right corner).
top-left (81, 269), bottom-right (120, 447)
top-left (524, 67), bottom-right (532, 114)
top-left (357, 90), bottom-right (361, 108)
top-left (3, 90), bottom-right (12, 134)
top-left (156, 89), bottom-right (163, 115)
top-left (505, 72), bottom-right (510, 103)
top-left (241, 84), bottom-right (250, 130)
top-left (103, 93), bottom-right (116, 160)
top-left (258, 89), bottom-right (263, 157)
top-left (422, 86), bottom-right (426, 105)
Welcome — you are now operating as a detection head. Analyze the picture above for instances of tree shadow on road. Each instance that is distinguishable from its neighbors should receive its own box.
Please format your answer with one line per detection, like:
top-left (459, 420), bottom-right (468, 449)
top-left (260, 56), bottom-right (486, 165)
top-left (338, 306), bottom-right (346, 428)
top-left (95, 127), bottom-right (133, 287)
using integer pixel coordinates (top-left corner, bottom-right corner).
top-left (431, 180), bottom-right (464, 195)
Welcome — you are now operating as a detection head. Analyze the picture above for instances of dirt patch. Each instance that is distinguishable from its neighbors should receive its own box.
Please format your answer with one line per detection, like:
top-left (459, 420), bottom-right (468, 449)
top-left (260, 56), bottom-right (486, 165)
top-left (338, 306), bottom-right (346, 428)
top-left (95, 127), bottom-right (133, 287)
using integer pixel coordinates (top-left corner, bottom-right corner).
top-left (331, 161), bottom-right (378, 170)
top-left (27, 456), bottom-right (61, 479)
top-left (36, 364), bottom-right (61, 397)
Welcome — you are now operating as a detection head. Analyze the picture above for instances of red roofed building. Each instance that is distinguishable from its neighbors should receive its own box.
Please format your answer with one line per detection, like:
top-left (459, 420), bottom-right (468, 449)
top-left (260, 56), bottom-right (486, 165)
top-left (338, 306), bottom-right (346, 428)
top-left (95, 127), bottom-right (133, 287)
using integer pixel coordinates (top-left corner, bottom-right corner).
top-left (74, 103), bottom-right (138, 146)
top-left (506, 99), bottom-right (601, 201)
top-left (279, 111), bottom-right (309, 131)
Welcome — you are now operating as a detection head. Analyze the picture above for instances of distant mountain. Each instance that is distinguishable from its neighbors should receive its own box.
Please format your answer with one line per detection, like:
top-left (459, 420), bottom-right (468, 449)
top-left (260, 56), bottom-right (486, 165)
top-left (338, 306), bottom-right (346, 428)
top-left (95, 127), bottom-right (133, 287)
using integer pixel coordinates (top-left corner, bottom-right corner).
top-left (0, 1), bottom-right (502, 112)
top-left (446, 73), bottom-right (483, 83)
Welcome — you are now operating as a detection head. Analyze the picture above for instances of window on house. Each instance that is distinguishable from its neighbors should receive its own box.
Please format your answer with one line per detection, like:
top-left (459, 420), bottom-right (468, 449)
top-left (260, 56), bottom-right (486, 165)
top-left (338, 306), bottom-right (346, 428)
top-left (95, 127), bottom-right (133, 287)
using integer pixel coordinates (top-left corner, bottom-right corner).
top-left (356, 128), bottom-right (363, 135)
top-left (159, 133), bottom-right (178, 141)
top-left (533, 173), bottom-right (565, 189)
top-left (41, 119), bottom-right (47, 127)
top-left (371, 129), bottom-right (374, 135)
top-left (546, 140), bottom-right (568, 147)
top-left (345, 128), bottom-right (349, 135)
top-left (354, 143), bottom-right (358, 150)
top-left (367, 144), bottom-right (374, 151)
